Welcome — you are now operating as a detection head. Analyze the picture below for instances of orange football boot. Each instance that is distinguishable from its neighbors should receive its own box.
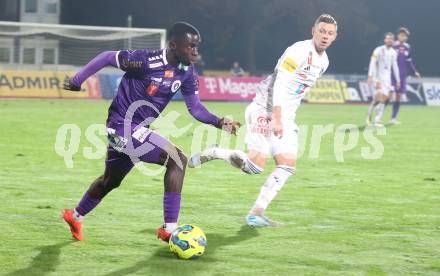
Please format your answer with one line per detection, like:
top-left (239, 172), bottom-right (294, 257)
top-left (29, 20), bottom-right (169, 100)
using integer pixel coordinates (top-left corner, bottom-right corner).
top-left (62, 209), bottom-right (83, 241)
top-left (156, 225), bottom-right (172, 242)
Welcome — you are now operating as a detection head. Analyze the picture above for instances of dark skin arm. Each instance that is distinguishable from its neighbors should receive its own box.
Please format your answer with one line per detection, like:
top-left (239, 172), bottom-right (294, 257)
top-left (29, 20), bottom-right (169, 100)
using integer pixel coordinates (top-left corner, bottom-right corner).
top-left (218, 117), bottom-right (241, 136)
top-left (63, 78), bottom-right (81, 91)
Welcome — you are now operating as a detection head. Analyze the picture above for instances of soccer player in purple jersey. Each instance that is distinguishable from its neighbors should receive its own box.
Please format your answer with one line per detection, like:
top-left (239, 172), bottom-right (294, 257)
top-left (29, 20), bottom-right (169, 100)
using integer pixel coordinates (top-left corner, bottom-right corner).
top-left (61, 22), bottom-right (240, 242)
top-left (390, 27), bottom-right (421, 124)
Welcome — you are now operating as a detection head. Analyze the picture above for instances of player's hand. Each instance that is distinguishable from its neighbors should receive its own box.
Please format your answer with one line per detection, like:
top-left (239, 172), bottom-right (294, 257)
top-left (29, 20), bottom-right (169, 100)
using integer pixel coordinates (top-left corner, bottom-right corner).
top-left (63, 77), bottom-right (81, 91)
top-left (396, 82), bottom-right (401, 90)
top-left (219, 117), bottom-right (241, 135)
top-left (415, 72), bottom-right (421, 78)
top-left (273, 120), bottom-right (283, 138)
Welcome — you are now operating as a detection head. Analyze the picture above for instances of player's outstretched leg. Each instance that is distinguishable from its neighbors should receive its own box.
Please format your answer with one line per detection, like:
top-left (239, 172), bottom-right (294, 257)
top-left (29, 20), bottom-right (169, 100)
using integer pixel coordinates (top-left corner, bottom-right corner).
top-left (246, 153), bottom-right (296, 227)
top-left (62, 150), bottom-right (133, 241)
top-left (188, 145), bottom-right (263, 175)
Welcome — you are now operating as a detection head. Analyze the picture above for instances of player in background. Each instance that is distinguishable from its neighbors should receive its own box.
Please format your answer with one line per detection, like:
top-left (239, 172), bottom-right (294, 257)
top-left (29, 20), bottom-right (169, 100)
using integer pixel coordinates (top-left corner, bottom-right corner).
top-left (188, 14), bottom-right (337, 227)
top-left (61, 22), bottom-right (240, 242)
top-left (366, 33), bottom-right (400, 127)
top-left (389, 27), bottom-right (421, 124)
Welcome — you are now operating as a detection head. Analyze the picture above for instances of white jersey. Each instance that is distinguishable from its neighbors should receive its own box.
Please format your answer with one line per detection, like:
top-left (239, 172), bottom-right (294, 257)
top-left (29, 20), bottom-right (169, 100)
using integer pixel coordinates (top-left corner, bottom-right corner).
top-left (368, 45), bottom-right (400, 84)
top-left (253, 39), bottom-right (329, 123)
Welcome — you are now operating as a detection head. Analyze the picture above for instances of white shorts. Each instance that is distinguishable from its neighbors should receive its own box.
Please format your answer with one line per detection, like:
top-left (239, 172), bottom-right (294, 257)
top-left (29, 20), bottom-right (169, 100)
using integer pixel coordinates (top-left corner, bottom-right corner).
top-left (374, 78), bottom-right (393, 96)
top-left (245, 102), bottom-right (299, 157)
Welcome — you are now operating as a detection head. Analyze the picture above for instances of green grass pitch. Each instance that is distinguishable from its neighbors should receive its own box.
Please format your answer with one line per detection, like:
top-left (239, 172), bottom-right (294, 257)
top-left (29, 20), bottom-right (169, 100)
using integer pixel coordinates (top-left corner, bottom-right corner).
top-left (0, 99), bottom-right (439, 275)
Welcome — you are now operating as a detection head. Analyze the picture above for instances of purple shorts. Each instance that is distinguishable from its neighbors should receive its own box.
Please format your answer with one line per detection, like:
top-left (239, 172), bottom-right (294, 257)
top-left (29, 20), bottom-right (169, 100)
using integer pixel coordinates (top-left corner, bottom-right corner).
top-left (391, 75), bottom-right (407, 93)
top-left (105, 122), bottom-right (175, 174)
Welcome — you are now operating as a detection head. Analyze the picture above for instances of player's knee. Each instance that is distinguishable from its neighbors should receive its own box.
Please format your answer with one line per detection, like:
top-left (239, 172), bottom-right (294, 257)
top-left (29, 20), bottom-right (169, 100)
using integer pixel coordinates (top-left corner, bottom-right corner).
top-left (166, 148), bottom-right (187, 171)
top-left (178, 150), bottom-right (188, 168)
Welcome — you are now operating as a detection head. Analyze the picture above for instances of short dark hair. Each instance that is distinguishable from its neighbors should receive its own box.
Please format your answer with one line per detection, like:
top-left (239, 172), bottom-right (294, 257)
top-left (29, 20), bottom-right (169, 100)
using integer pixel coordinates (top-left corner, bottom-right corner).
top-left (397, 27), bottom-right (410, 36)
top-left (385, 32), bottom-right (395, 38)
top-left (167, 22), bottom-right (201, 42)
top-left (314, 14), bottom-right (338, 30)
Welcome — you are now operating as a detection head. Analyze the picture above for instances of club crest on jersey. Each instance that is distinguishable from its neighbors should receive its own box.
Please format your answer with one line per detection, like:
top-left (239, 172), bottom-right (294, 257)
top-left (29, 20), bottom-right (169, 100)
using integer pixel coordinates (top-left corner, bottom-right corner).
top-left (171, 80), bottom-right (182, 93)
top-left (164, 70), bottom-right (174, 78)
top-left (146, 81), bottom-right (160, 96)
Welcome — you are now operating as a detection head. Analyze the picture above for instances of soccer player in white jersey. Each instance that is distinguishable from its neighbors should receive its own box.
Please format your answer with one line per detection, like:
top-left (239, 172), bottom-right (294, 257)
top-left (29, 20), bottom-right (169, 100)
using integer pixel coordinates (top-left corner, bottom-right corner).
top-left (366, 32), bottom-right (400, 127)
top-left (188, 14), bottom-right (338, 227)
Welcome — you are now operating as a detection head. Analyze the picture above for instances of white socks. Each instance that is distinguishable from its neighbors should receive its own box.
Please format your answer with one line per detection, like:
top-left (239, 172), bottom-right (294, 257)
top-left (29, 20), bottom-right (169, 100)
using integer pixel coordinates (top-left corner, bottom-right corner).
top-left (367, 101), bottom-right (377, 120)
top-left (375, 103), bottom-right (385, 123)
top-left (165, 222), bottom-right (177, 232)
top-left (213, 148), bottom-right (263, 174)
top-left (73, 209), bottom-right (84, 222)
top-left (251, 166), bottom-right (295, 213)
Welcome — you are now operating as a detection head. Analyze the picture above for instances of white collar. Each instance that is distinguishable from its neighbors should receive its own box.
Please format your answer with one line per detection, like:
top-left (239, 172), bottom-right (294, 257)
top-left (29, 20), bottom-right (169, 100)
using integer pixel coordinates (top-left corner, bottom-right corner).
top-left (162, 48), bottom-right (168, 65)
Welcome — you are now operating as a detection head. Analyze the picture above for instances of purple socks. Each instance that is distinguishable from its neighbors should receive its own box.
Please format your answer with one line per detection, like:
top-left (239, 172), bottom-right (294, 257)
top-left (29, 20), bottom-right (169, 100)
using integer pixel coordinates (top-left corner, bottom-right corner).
top-left (392, 101), bottom-right (401, 119)
top-left (75, 193), bottom-right (101, 216)
top-left (74, 191), bottom-right (180, 224)
top-left (163, 192), bottom-right (181, 223)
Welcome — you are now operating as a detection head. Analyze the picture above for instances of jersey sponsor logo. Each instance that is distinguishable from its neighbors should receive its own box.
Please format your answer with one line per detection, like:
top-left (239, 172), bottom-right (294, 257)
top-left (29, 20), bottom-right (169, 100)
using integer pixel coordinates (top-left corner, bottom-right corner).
top-left (171, 80), bottom-right (182, 93)
top-left (256, 115), bottom-right (270, 127)
top-left (289, 84), bottom-right (307, 96)
top-left (164, 70), bottom-right (174, 78)
top-left (149, 62), bottom-right (163, 68)
top-left (251, 115), bottom-right (271, 137)
top-left (146, 83), bottom-right (159, 96)
top-left (120, 59), bottom-right (142, 70)
top-left (281, 57), bottom-right (298, 72)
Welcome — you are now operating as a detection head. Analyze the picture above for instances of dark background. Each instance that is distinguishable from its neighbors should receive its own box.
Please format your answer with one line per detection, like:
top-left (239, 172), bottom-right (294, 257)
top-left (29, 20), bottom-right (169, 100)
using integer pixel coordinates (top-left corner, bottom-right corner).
top-left (61, 0), bottom-right (439, 76)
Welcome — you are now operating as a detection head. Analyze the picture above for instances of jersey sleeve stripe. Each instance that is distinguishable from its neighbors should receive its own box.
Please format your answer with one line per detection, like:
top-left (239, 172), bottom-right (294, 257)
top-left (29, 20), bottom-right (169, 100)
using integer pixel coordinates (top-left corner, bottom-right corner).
top-left (115, 51), bottom-right (121, 68)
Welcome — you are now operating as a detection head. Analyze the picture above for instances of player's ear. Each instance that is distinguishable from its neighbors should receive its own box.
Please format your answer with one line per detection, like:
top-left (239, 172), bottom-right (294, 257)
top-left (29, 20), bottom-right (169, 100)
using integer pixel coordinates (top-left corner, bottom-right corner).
top-left (169, 40), bottom-right (177, 51)
top-left (311, 26), bottom-right (315, 36)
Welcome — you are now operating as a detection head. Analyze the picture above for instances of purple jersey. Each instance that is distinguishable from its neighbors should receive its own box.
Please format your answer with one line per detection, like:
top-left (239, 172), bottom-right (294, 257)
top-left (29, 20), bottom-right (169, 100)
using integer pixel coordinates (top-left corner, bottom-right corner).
top-left (392, 41), bottom-right (417, 79)
top-left (107, 49), bottom-right (200, 128)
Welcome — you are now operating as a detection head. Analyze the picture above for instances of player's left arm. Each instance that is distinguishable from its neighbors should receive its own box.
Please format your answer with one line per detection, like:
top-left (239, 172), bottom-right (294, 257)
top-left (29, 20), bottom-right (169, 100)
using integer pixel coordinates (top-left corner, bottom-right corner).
top-left (181, 72), bottom-right (241, 135)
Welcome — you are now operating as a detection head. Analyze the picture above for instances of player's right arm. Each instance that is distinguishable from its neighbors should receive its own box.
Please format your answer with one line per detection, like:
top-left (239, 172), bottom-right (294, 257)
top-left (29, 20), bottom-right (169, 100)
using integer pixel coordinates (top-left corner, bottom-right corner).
top-left (64, 50), bottom-right (146, 91)
top-left (63, 51), bottom-right (118, 91)
top-left (368, 47), bottom-right (379, 87)
top-left (272, 44), bottom-right (306, 137)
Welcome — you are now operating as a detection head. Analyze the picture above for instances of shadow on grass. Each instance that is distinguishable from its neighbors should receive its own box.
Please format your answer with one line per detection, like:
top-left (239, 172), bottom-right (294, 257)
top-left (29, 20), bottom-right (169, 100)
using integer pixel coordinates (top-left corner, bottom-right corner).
top-left (105, 225), bottom-right (259, 275)
top-left (7, 241), bottom-right (74, 276)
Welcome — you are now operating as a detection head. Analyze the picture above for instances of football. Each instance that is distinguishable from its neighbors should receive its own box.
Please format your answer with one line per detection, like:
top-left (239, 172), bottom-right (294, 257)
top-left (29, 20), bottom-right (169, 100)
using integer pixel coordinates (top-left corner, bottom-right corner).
top-left (169, 224), bottom-right (207, 260)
